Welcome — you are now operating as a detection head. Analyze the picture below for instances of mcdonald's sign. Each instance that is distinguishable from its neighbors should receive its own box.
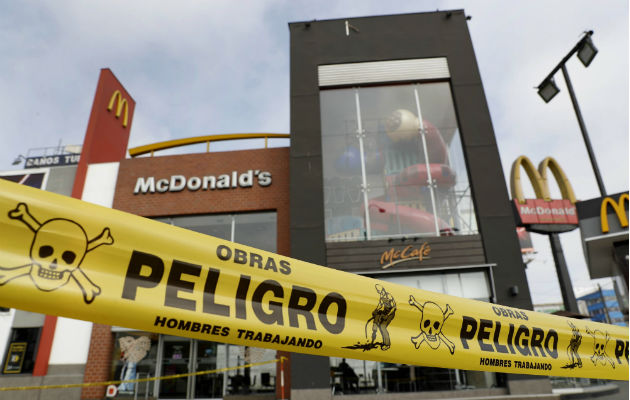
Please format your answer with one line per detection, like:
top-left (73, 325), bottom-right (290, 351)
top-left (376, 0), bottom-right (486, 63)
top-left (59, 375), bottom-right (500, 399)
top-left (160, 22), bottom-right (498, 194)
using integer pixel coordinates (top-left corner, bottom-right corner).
top-left (600, 193), bottom-right (629, 233)
top-left (510, 156), bottom-right (578, 233)
top-left (107, 90), bottom-right (129, 128)
top-left (576, 192), bottom-right (628, 281)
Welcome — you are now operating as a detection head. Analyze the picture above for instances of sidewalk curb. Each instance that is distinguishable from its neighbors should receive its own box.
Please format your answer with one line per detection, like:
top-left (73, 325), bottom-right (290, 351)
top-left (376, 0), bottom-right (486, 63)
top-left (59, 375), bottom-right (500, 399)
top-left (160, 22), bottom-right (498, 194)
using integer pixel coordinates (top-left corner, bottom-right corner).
top-left (553, 383), bottom-right (620, 399)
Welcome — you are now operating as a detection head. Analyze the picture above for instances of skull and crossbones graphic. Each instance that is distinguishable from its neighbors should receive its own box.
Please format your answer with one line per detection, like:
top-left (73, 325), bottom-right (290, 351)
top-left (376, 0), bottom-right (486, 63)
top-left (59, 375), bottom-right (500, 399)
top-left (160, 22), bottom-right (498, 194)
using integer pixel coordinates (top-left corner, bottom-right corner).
top-left (0, 203), bottom-right (113, 304)
top-left (409, 295), bottom-right (455, 354)
top-left (586, 327), bottom-right (615, 368)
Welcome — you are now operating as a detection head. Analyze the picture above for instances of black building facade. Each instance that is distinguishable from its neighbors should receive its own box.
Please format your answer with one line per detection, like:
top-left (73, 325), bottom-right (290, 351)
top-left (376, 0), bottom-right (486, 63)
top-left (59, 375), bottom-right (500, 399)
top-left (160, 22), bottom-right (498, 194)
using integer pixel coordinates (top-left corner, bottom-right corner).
top-left (289, 11), bottom-right (550, 398)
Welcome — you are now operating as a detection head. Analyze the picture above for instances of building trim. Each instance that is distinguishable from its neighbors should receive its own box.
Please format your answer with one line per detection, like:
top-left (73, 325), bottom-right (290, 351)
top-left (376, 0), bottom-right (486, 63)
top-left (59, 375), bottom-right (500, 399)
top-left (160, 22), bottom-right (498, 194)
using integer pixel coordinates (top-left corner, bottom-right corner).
top-left (129, 133), bottom-right (291, 157)
top-left (584, 231), bottom-right (628, 243)
top-left (354, 263), bottom-right (497, 276)
top-left (318, 58), bottom-right (450, 87)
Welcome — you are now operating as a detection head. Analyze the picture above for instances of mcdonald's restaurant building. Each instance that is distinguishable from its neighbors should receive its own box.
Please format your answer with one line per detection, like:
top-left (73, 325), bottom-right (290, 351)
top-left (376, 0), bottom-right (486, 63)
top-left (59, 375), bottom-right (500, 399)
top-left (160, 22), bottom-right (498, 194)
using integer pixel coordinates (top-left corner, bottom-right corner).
top-left (577, 192), bottom-right (629, 304)
top-left (0, 10), bottom-right (562, 400)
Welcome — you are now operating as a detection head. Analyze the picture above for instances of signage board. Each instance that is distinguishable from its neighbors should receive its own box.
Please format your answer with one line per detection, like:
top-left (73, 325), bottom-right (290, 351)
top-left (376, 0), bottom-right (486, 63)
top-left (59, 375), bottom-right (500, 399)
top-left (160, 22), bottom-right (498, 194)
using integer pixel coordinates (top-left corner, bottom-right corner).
top-left (576, 192), bottom-right (629, 281)
top-left (510, 156), bottom-right (579, 233)
top-left (2, 342), bottom-right (27, 374)
top-left (24, 154), bottom-right (80, 169)
top-left (0, 180), bottom-right (627, 380)
top-left (600, 194), bottom-right (629, 234)
top-left (134, 170), bottom-right (272, 194)
top-left (327, 235), bottom-right (485, 275)
top-left (516, 227), bottom-right (534, 254)
top-left (379, 243), bottom-right (431, 269)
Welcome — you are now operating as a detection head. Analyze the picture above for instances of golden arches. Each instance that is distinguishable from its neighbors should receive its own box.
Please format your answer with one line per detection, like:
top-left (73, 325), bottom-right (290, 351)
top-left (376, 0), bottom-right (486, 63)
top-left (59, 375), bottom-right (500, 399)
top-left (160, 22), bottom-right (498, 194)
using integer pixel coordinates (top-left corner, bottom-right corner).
top-left (107, 90), bottom-right (129, 128)
top-left (510, 156), bottom-right (576, 204)
top-left (600, 193), bottom-right (629, 233)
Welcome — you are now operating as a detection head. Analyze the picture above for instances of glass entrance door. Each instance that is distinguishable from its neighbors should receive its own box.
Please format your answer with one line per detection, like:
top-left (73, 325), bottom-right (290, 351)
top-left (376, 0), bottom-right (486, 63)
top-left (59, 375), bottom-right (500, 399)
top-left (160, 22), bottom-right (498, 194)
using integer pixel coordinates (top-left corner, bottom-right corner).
top-left (156, 336), bottom-right (222, 399)
top-left (193, 341), bottom-right (221, 398)
top-left (158, 336), bottom-right (192, 399)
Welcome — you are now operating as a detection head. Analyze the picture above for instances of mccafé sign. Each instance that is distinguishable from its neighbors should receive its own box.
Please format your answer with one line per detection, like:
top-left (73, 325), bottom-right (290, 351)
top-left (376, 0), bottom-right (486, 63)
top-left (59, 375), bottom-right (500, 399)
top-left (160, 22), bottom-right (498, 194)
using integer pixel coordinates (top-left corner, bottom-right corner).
top-left (134, 170), bottom-right (272, 194)
top-left (510, 156), bottom-right (578, 233)
top-left (380, 242), bottom-right (431, 269)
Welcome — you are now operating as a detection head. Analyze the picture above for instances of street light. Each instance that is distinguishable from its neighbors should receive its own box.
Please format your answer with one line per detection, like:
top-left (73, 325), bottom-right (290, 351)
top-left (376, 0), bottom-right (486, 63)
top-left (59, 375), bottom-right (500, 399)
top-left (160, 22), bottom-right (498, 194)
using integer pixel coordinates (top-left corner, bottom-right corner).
top-left (535, 31), bottom-right (605, 315)
top-left (577, 36), bottom-right (598, 67)
top-left (537, 78), bottom-right (560, 103)
top-left (536, 30), bottom-right (606, 196)
top-left (12, 155), bottom-right (25, 165)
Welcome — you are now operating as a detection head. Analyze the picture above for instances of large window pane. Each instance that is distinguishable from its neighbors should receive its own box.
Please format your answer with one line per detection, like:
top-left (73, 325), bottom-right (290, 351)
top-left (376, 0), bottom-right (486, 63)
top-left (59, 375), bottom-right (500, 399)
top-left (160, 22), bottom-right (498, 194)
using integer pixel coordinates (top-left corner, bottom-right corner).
top-left (320, 82), bottom-right (478, 242)
top-left (218, 345), bottom-right (277, 395)
top-left (359, 86), bottom-right (436, 239)
top-left (153, 212), bottom-right (278, 397)
top-left (2, 328), bottom-right (40, 374)
top-left (417, 83), bottom-right (477, 236)
top-left (377, 270), bottom-right (491, 301)
top-left (155, 215), bottom-right (232, 240)
top-left (343, 271), bottom-right (495, 393)
top-left (321, 89), bottom-right (365, 241)
top-left (111, 331), bottom-right (158, 397)
top-left (234, 212), bottom-right (277, 252)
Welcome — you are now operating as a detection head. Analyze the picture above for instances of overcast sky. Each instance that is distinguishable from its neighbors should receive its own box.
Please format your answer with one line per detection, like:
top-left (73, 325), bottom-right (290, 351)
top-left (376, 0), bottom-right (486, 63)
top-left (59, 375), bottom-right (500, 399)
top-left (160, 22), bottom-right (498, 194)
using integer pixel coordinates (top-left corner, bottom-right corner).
top-left (0, 1), bottom-right (627, 305)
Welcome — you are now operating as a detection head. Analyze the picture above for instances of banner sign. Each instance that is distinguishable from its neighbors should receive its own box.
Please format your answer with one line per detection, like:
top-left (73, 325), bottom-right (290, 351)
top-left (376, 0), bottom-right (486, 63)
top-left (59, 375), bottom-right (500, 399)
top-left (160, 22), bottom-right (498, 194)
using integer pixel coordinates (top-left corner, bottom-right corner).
top-left (24, 154), bottom-right (80, 169)
top-left (2, 342), bottom-right (27, 374)
top-left (0, 180), bottom-right (627, 380)
top-left (133, 170), bottom-right (272, 194)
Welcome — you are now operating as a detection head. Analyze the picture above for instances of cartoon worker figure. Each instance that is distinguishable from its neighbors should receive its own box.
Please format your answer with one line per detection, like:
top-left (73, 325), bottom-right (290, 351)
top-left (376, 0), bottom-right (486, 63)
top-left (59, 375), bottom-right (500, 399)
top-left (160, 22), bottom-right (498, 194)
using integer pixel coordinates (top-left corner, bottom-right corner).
top-left (562, 321), bottom-right (583, 369)
top-left (369, 284), bottom-right (397, 350)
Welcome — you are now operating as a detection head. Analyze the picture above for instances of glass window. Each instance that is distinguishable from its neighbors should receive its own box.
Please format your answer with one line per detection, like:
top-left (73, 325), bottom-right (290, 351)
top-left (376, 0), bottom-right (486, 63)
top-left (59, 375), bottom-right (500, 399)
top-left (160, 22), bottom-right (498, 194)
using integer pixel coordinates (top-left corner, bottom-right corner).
top-left (416, 275), bottom-right (444, 294)
top-left (321, 82), bottom-right (477, 242)
top-left (218, 345), bottom-right (278, 395)
top-left (377, 270), bottom-right (491, 302)
top-left (234, 212), bottom-right (277, 252)
top-left (155, 215), bottom-right (232, 240)
top-left (2, 328), bottom-right (40, 374)
top-left (153, 212), bottom-right (278, 397)
top-left (156, 212), bottom-right (276, 252)
top-left (111, 332), bottom-right (158, 397)
top-left (331, 270), bottom-right (496, 393)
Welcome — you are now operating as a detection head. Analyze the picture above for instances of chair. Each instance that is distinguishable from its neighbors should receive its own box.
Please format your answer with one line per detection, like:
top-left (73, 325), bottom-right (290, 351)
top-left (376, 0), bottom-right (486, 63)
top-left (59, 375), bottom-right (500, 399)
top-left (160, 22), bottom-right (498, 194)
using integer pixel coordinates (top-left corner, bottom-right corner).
top-left (261, 372), bottom-right (275, 390)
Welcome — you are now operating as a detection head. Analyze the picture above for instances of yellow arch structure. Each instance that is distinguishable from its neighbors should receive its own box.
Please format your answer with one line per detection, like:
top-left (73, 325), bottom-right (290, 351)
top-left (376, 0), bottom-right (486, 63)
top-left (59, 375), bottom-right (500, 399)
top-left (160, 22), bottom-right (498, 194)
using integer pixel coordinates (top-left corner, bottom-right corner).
top-left (510, 155), bottom-right (576, 204)
top-left (538, 157), bottom-right (576, 204)
top-left (128, 133), bottom-right (290, 157)
top-left (601, 193), bottom-right (629, 233)
top-left (108, 90), bottom-right (129, 128)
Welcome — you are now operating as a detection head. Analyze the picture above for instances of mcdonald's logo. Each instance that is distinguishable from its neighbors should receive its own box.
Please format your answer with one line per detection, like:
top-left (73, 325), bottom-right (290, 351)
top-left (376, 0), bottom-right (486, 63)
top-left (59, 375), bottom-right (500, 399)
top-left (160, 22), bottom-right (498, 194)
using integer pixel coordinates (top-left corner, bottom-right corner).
top-left (511, 156), bottom-right (576, 204)
top-left (107, 90), bottom-right (129, 128)
top-left (510, 156), bottom-right (578, 228)
top-left (600, 193), bottom-right (629, 233)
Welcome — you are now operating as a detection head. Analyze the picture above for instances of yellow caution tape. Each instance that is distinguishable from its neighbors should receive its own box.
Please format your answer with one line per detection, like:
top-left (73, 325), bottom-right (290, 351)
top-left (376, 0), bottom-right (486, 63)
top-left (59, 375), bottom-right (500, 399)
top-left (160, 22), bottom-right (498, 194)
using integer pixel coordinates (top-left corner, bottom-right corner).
top-left (0, 358), bottom-right (282, 391)
top-left (0, 180), bottom-right (627, 381)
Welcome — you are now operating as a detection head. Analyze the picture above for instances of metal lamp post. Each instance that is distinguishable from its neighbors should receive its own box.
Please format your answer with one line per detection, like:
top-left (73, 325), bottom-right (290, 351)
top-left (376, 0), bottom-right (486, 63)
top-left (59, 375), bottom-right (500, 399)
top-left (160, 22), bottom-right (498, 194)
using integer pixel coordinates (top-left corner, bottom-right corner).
top-left (535, 31), bottom-right (604, 314)
top-left (536, 30), bottom-right (606, 196)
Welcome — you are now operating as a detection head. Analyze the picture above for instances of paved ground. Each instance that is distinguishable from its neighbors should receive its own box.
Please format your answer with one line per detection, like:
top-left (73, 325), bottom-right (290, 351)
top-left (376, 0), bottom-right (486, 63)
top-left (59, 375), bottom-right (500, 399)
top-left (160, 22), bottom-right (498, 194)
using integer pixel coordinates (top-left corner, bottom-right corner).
top-left (558, 381), bottom-right (629, 399)
top-left (600, 381), bottom-right (628, 400)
